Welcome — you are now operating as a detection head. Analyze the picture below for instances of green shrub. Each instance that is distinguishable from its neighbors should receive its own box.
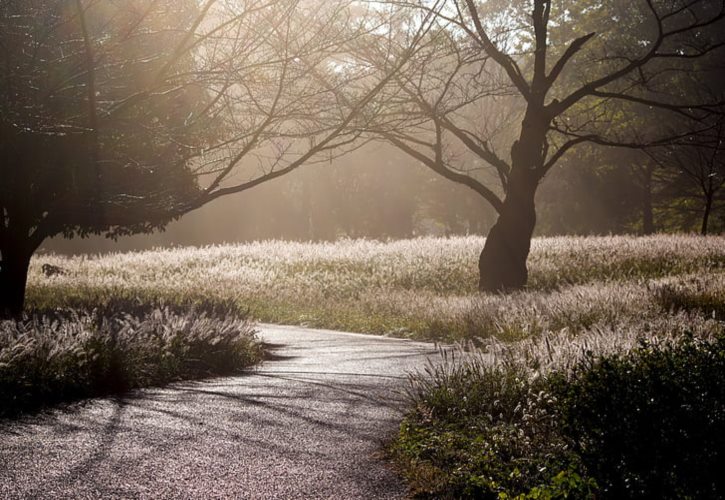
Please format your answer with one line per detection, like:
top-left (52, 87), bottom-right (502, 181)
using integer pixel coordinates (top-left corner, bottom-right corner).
top-left (393, 352), bottom-right (592, 499)
top-left (551, 333), bottom-right (725, 499)
top-left (395, 331), bottom-right (725, 499)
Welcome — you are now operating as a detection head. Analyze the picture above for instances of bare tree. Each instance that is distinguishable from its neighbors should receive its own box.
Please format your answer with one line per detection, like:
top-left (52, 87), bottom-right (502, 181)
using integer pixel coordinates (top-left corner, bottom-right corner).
top-left (358, 0), bottom-right (725, 290)
top-left (0, 0), bottom-right (432, 317)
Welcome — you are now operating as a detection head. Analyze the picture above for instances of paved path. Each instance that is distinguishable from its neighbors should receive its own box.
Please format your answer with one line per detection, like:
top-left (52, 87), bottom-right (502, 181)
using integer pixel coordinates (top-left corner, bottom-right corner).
top-left (0, 324), bottom-right (440, 499)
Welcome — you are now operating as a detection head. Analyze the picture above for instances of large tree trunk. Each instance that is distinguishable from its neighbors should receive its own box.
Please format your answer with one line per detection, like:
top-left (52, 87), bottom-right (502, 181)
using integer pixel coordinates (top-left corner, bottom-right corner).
top-left (0, 244), bottom-right (32, 319)
top-left (478, 105), bottom-right (546, 292)
top-left (478, 168), bottom-right (538, 292)
top-left (0, 221), bottom-right (42, 319)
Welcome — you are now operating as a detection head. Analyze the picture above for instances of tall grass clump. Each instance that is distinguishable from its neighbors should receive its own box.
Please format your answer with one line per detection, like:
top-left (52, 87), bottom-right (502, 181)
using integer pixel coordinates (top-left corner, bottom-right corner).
top-left (0, 302), bottom-right (261, 418)
top-left (393, 327), bottom-right (725, 499)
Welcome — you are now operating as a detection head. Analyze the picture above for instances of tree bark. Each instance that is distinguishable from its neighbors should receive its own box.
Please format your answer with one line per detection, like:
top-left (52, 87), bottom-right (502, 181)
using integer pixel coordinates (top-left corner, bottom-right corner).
top-left (478, 167), bottom-right (538, 292)
top-left (478, 105), bottom-right (547, 292)
top-left (0, 244), bottom-right (32, 319)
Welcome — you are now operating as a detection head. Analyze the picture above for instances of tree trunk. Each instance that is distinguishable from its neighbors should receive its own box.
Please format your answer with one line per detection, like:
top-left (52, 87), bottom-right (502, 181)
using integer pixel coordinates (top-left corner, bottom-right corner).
top-left (0, 243), bottom-right (33, 319)
top-left (642, 163), bottom-right (655, 235)
top-left (478, 168), bottom-right (537, 292)
top-left (701, 194), bottom-right (713, 236)
top-left (478, 106), bottom-right (548, 292)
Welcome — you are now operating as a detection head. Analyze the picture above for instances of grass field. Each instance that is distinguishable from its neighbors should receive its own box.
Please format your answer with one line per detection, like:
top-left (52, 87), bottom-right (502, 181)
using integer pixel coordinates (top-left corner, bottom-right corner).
top-left (30, 235), bottom-right (725, 343)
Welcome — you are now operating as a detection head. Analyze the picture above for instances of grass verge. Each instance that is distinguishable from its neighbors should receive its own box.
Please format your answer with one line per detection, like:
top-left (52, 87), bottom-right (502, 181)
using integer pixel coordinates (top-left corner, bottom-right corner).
top-left (392, 328), bottom-right (725, 499)
top-left (0, 298), bottom-right (261, 419)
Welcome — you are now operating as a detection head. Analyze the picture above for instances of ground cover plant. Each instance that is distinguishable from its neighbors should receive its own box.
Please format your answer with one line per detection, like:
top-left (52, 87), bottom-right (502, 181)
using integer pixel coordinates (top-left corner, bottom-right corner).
top-left (0, 298), bottom-right (261, 418)
top-left (393, 329), bottom-right (725, 499)
top-left (30, 235), bottom-right (725, 342)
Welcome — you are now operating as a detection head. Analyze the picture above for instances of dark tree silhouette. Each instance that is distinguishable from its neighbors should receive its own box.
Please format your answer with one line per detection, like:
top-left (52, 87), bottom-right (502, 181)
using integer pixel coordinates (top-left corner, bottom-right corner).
top-left (363, 0), bottom-right (725, 291)
top-left (0, 0), bottom-right (430, 317)
top-left (0, 0), bottom-right (208, 316)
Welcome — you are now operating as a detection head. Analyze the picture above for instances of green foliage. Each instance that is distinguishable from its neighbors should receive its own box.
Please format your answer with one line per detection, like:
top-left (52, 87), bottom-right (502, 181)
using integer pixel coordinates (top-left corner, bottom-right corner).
top-left (393, 353), bottom-right (589, 499)
top-left (394, 331), bottom-right (725, 499)
top-left (0, 299), bottom-right (261, 418)
top-left (551, 334), bottom-right (725, 499)
top-left (0, 0), bottom-right (208, 241)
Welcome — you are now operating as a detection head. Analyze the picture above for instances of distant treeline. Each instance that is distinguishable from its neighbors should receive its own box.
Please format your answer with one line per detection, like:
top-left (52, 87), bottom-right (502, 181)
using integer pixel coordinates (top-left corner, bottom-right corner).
top-left (45, 143), bottom-right (723, 255)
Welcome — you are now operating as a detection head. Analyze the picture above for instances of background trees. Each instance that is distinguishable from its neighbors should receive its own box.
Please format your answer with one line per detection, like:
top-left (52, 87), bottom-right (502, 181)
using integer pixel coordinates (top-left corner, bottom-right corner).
top-left (650, 119), bottom-right (725, 235)
top-left (44, 141), bottom-right (497, 254)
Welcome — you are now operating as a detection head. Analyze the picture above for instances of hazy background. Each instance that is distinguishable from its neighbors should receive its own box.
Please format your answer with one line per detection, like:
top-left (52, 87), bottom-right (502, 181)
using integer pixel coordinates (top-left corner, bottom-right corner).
top-left (43, 141), bottom-right (724, 255)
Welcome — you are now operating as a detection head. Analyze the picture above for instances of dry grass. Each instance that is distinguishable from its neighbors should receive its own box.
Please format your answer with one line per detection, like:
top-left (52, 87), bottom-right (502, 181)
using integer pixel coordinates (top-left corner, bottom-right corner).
top-left (30, 235), bottom-right (725, 341)
top-left (0, 299), bottom-right (261, 418)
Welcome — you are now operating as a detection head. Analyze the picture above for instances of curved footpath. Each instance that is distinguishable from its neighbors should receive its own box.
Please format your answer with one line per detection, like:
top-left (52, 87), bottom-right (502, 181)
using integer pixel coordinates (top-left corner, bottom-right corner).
top-left (0, 324), bottom-right (440, 499)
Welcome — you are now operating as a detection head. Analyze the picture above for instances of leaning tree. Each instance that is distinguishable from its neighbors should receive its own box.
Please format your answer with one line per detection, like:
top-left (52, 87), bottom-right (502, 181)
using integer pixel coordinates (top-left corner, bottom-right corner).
top-left (0, 0), bottom-right (433, 317)
top-left (360, 0), bottom-right (725, 291)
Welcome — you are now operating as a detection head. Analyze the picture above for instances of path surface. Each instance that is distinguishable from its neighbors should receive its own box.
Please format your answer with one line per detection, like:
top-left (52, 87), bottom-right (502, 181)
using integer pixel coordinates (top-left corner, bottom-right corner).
top-left (0, 324), bottom-right (440, 499)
